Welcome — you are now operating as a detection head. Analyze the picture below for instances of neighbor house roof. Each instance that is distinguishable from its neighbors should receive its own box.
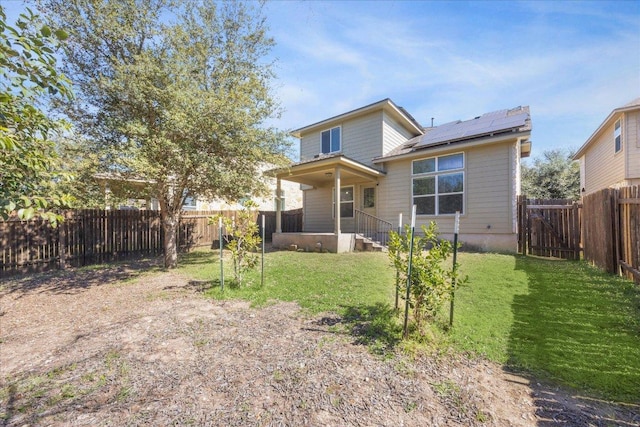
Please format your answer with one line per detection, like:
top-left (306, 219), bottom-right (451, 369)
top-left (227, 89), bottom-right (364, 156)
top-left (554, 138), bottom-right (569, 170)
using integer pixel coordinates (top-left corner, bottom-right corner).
top-left (291, 98), bottom-right (424, 138)
top-left (573, 97), bottom-right (640, 160)
top-left (374, 105), bottom-right (531, 162)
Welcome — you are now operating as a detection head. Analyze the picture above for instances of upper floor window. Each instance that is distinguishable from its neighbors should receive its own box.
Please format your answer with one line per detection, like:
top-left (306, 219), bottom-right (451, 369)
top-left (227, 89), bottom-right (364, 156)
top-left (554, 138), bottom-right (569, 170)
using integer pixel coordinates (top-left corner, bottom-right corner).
top-left (321, 126), bottom-right (341, 154)
top-left (412, 153), bottom-right (464, 215)
top-left (614, 119), bottom-right (622, 153)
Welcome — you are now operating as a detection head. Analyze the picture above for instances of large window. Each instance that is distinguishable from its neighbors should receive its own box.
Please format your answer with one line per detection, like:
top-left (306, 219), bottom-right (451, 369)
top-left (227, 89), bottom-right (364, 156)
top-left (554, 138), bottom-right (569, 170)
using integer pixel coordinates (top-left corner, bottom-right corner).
top-left (614, 119), bottom-right (622, 153)
top-left (412, 153), bottom-right (464, 215)
top-left (332, 186), bottom-right (354, 218)
top-left (321, 126), bottom-right (341, 154)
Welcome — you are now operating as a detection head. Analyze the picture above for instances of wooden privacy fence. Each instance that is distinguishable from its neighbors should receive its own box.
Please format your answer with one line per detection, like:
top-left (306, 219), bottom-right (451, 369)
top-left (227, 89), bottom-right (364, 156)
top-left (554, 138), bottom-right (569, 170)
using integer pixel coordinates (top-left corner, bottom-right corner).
top-left (517, 197), bottom-right (582, 260)
top-left (0, 208), bottom-right (303, 277)
top-left (582, 186), bottom-right (640, 283)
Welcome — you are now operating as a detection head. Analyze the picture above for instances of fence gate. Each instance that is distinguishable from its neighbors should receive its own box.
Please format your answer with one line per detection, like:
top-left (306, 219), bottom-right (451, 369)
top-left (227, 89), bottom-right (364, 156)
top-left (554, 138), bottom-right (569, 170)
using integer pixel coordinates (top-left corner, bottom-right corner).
top-left (517, 196), bottom-right (582, 260)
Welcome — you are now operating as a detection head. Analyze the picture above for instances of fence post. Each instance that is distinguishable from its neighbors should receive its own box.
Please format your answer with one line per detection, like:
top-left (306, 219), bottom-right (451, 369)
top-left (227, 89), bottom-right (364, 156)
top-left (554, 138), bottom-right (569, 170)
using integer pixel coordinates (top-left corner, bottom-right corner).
top-left (613, 188), bottom-right (621, 276)
top-left (59, 212), bottom-right (67, 270)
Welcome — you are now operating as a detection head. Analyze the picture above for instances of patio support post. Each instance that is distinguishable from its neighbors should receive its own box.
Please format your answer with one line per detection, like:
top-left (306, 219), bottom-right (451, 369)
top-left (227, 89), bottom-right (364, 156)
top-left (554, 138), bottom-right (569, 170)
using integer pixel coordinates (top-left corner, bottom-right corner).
top-left (334, 166), bottom-right (341, 234)
top-left (276, 177), bottom-right (282, 233)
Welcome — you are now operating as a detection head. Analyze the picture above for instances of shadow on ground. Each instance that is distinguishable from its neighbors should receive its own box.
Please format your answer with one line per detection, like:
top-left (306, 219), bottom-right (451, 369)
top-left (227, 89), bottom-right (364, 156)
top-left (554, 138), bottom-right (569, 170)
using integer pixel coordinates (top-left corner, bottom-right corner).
top-left (509, 256), bottom-right (640, 425)
top-left (336, 302), bottom-right (402, 355)
top-left (0, 257), bottom-right (163, 299)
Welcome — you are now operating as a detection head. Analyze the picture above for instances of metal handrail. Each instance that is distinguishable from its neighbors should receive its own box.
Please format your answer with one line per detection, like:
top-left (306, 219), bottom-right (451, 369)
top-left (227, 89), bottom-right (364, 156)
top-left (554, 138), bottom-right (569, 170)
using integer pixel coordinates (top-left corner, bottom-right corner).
top-left (354, 209), bottom-right (393, 247)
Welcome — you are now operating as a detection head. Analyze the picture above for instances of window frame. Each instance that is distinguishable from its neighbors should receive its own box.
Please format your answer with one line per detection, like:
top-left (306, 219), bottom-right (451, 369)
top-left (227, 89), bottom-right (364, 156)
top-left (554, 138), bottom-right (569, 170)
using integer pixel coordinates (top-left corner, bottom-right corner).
top-left (332, 185), bottom-right (354, 218)
top-left (614, 119), bottom-right (622, 154)
top-left (182, 192), bottom-right (197, 210)
top-left (321, 126), bottom-right (342, 154)
top-left (412, 153), bottom-right (465, 216)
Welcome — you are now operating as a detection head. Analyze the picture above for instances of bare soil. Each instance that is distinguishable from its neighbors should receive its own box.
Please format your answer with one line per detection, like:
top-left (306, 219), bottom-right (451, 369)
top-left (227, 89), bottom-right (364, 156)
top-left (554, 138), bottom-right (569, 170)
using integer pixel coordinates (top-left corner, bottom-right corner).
top-left (1, 260), bottom-right (638, 426)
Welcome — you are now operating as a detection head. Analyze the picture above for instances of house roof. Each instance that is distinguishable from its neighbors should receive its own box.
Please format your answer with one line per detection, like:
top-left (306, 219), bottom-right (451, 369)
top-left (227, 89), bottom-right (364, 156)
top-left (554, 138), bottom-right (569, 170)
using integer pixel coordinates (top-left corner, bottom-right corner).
top-left (573, 97), bottom-right (640, 160)
top-left (374, 105), bottom-right (531, 162)
top-left (271, 153), bottom-right (385, 187)
top-left (291, 98), bottom-right (424, 138)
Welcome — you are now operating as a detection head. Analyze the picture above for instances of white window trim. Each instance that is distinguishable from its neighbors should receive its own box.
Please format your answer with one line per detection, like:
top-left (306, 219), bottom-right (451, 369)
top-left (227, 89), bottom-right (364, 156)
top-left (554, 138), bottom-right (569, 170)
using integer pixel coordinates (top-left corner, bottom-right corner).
top-left (321, 126), bottom-right (342, 154)
top-left (332, 185), bottom-right (354, 219)
top-left (412, 152), bottom-right (465, 216)
top-left (614, 118), bottom-right (622, 154)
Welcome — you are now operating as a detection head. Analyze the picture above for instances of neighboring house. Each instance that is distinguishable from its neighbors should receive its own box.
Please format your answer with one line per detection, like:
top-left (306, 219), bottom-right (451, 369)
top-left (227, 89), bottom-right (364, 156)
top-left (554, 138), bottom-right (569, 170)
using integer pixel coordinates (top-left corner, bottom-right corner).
top-left (273, 98), bottom-right (531, 252)
top-left (573, 98), bottom-right (640, 195)
top-left (95, 170), bottom-right (302, 212)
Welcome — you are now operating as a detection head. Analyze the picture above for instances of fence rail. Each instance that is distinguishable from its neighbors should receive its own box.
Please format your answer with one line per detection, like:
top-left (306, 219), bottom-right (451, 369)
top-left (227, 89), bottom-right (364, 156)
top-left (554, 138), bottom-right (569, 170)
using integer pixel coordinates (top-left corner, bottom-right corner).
top-left (0, 208), bottom-right (303, 277)
top-left (581, 186), bottom-right (640, 283)
top-left (519, 186), bottom-right (639, 284)
top-left (517, 197), bottom-right (581, 260)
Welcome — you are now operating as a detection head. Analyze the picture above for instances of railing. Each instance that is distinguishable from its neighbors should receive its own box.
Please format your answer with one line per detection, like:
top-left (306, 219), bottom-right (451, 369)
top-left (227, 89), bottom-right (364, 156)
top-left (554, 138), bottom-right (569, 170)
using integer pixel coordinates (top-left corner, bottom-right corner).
top-left (354, 210), bottom-right (393, 247)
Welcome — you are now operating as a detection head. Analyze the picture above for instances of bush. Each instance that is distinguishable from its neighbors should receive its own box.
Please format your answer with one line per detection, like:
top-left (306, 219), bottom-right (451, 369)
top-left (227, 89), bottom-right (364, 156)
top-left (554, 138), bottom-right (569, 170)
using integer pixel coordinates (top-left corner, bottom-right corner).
top-left (388, 221), bottom-right (464, 336)
top-left (209, 201), bottom-right (261, 286)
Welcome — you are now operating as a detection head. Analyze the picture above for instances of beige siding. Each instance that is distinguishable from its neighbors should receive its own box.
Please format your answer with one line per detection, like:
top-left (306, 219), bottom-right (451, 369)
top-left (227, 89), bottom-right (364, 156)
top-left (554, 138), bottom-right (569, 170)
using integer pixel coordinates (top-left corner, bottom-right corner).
top-left (300, 132), bottom-right (321, 162)
top-left (299, 112), bottom-right (383, 166)
top-left (583, 118), bottom-right (626, 193)
top-left (302, 187), bottom-right (333, 232)
top-left (625, 110), bottom-right (640, 179)
top-left (382, 112), bottom-right (414, 156)
top-left (465, 144), bottom-right (513, 234)
top-left (377, 141), bottom-right (516, 235)
top-left (341, 112), bottom-right (383, 165)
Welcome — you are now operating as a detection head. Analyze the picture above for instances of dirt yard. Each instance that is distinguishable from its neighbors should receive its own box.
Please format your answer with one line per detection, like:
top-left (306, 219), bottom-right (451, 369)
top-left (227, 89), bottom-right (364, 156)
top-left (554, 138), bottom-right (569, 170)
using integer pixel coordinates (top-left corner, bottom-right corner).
top-left (1, 260), bottom-right (638, 426)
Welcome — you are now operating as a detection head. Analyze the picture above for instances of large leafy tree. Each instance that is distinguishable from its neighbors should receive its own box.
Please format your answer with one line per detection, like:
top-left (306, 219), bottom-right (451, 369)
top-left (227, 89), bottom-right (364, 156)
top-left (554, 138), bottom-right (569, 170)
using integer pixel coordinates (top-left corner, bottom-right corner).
top-left (521, 149), bottom-right (580, 200)
top-left (0, 6), bottom-right (73, 224)
top-left (40, 0), bottom-right (289, 267)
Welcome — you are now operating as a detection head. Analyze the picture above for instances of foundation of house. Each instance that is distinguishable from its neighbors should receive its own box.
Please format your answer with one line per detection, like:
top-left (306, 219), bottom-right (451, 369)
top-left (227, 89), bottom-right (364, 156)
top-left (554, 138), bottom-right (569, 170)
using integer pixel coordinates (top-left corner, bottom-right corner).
top-left (272, 232), bottom-right (356, 253)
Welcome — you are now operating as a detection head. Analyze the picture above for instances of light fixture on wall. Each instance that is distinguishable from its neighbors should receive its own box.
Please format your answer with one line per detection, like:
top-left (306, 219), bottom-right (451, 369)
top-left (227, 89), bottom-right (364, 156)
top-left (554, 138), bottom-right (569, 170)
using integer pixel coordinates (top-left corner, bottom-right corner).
top-left (325, 172), bottom-right (333, 177)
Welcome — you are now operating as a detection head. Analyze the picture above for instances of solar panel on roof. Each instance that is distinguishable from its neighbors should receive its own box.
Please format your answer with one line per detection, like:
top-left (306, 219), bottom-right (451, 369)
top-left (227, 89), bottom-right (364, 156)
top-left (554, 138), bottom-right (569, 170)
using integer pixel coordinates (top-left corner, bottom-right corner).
top-left (413, 108), bottom-right (528, 149)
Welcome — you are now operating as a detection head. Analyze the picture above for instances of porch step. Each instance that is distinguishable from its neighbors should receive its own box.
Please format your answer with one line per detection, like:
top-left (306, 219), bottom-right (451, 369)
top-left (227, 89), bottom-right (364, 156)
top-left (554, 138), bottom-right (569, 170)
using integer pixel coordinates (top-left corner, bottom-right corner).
top-left (354, 235), bottom-right (386, 252)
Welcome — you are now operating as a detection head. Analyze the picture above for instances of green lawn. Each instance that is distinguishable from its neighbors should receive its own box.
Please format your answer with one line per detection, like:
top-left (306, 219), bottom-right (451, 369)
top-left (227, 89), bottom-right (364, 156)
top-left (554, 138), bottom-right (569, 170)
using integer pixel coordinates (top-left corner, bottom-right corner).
top-left (178, 248), bottom-right (640, 403)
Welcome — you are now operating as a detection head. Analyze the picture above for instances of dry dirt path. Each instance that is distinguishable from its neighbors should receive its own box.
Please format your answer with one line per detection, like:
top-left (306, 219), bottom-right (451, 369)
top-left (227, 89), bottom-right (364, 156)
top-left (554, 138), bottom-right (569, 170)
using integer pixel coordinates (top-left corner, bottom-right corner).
top-left (0, 261), bottom-right (637, 426)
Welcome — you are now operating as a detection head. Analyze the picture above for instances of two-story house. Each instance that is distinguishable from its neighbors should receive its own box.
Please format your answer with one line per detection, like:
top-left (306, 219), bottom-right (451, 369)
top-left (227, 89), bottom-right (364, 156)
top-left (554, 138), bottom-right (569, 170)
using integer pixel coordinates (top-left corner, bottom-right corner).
top-left (272, 99), bottom-right (531, 252)
top-left (573, 98), bottom-right (640, 195)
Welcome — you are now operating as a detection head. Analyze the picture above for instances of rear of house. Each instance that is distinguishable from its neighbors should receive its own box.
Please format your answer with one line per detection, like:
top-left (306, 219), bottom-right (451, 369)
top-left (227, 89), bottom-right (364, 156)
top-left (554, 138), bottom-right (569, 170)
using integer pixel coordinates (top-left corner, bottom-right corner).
top-left (274, 99), bottom-right (531, 253)
top-left (574, 98), bottom-right (640, 194)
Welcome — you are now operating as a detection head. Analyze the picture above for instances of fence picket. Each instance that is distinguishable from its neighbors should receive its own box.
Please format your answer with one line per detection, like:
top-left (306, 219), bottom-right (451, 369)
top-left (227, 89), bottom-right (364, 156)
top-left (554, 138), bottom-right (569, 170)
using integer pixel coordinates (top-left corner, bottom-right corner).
top-left (0, 208), bottom-right (302, 277)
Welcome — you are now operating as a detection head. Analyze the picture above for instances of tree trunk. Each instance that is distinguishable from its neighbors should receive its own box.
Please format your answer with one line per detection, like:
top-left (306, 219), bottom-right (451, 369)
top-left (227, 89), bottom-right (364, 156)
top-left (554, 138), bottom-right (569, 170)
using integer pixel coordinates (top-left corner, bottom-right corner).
top-left (162, 209), bottom-right (179, 269)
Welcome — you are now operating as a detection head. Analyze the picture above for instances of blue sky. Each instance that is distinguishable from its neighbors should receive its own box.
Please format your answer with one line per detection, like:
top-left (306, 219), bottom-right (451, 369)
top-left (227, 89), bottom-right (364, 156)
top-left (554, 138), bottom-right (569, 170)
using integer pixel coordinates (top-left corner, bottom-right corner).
top-left (3, 0), bottom-right (639, 161)
top-left (263, 0), bottom-right (640, 160)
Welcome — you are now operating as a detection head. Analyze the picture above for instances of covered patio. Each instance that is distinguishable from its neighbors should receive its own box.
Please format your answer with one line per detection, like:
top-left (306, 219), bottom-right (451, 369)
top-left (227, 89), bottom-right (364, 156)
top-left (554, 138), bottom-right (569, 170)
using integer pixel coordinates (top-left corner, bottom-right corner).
top-left (271, 154), bottom-right (387, 252)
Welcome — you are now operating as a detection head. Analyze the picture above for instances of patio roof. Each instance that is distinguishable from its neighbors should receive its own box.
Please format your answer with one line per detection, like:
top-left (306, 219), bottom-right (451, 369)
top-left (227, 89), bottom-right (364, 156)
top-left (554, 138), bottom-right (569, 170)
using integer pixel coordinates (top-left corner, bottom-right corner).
top-left (272, 154), bottom-right (386, 187)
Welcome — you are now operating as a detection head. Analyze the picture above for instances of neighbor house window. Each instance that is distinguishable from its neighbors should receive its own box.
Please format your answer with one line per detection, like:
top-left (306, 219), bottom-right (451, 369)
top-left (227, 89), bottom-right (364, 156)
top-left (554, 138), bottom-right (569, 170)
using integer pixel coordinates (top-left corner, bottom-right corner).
top-left (332, 186), bottom-right (354, 218)
top-left (412, 153), bottom-right (464, 215)
top-left (614, 119), bottom-right (622, 153)
top-left (321, 126), bottom-right (341, 154)
top-left (183, 194), bottom-right (197, 210)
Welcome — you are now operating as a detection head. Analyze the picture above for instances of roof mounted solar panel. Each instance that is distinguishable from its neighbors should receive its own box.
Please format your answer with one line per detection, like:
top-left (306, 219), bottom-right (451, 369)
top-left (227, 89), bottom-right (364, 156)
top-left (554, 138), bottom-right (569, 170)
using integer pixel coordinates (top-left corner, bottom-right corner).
top-left (412, 107), bottom-right (529, 149)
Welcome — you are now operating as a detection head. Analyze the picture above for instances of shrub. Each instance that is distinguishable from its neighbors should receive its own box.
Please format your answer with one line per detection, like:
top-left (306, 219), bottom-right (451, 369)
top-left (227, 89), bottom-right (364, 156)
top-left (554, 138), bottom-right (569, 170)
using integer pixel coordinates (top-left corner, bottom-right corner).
top-left (388, 221), bottom-right (464, 336)
top-left (209, 201), bottom-right (261, 286)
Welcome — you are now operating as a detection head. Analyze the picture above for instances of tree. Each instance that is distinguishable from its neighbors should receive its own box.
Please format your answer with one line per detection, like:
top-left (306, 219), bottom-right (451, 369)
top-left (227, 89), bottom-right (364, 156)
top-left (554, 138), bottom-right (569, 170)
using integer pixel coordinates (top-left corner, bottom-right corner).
top-left (39, 0), bottom-right (289, 267)
top-left (0, 6), bottom-right (73, 224)
top-left (521, 149), bottom-right (580, 200)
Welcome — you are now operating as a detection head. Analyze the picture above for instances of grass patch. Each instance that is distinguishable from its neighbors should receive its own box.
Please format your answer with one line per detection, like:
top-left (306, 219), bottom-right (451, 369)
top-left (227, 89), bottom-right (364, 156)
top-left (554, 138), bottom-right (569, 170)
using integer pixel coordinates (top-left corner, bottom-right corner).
top-left (449, 253), bottom-right (640, 403)
top-left (178, 248), bottom-right (640, 402)
top-left (179, 250), bottom-right (395, 313)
